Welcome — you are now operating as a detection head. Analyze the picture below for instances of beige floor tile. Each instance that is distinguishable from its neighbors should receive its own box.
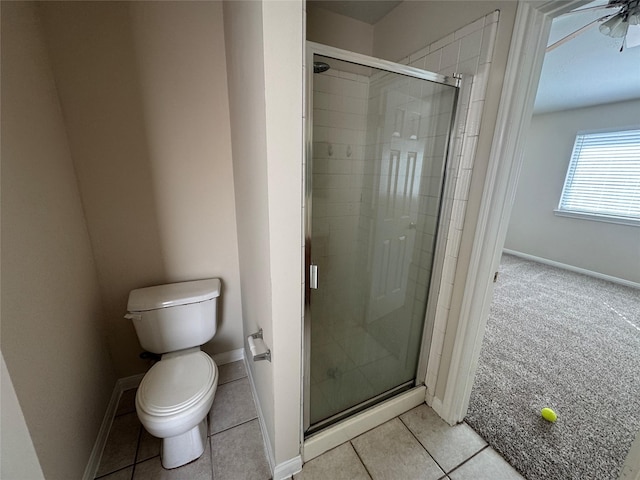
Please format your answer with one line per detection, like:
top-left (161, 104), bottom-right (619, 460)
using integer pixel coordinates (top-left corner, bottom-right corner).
top-left (448, 448), bottom-right (524, 480)
top-left (210, 419), bottom-right (271, 480)
top-left (351, 418), bottom-right (444, 480)
top-left (217, 360), bottom-right (247, 385)
top-left (136, 427), bottom-right (161, 463)
top-left (132, 442), bottom-right (213, 480)
top-left (96, 466), bottom-right (133, 480)
top-left (209, 377), bottom-right (257, 434)
top-left (294, 443), bottom-right (371, 480)
top-left (96, 413), bottom-right (141, 477)
top-left (115, 389), bottom-right (137, 416)
top-left (400, 404), bottom-right (487, 472)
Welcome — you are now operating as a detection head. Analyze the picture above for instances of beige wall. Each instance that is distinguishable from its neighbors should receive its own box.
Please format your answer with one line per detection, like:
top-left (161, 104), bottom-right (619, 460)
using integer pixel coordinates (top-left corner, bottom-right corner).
top-left (223, 0), bottom-right (276, 459)
top-left (38, 1), bottom-right (243, 376)
top-left (307, 3), bottom-right (373, 56)
top-left (373, 1), bottom-right (513, 62)
top-left (1, 3), bottom-right (116, 477)
top-left (224, 0), bottom-right (304, 468)
top-left (263, 1), bottom-right (304, 465)
top-left (506, 100), bottom-right (640, 283)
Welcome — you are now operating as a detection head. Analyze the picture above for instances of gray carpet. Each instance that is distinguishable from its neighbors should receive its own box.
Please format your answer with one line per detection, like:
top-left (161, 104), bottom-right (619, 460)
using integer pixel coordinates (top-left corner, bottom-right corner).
top-left (466, 253), bottom-right (640, 480)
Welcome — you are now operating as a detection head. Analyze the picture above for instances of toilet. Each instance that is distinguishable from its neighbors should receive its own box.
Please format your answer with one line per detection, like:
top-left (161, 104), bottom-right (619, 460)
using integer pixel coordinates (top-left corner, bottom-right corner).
top-left (124, 278), bottom-right (221, 469)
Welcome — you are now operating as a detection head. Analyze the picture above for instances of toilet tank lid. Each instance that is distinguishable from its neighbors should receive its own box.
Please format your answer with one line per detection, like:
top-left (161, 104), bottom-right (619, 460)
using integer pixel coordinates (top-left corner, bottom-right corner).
top-left (127, 278), bottom-right (221, 312)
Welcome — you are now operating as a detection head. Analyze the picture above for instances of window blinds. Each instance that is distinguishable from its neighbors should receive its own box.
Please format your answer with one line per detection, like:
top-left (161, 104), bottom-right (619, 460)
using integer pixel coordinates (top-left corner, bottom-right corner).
top-left (558, 129), bottom-right (640, 221)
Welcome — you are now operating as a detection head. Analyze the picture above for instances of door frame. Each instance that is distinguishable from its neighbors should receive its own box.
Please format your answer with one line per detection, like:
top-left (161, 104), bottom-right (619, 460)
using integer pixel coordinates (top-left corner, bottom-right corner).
top-left (443, 4), bottom-right (640, 477)
top-left (435, 0), bottom-right (595, 422)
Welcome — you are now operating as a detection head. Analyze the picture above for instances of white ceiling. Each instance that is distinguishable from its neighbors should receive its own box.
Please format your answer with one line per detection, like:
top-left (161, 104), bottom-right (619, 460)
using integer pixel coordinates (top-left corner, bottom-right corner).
top-left (534, 1), bottom-right (640, 113)
top-left (308, 1), bottom-right (640, 114)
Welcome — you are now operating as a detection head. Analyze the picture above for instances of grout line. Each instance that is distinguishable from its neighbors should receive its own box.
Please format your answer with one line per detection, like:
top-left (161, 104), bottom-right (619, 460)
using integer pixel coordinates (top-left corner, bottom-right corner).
top-left (445, 444), bottom-right (490, 476)
top-left (93, 464), bottom-right (135, 480)
top-left (114, 409), bottom-right (136, 418)
top-left (207, 434), bottom-right (215, 479)
top-left (218, 373), bottom-right (248, 386)
top-left (218, 374), bottom-right (249, 387)
top-left (349, 441), bottom-right (374, 480)
top-left (129, 422), bottom-right (146, 479)
top-left (133, 421), bottom-right (144, 465)
top-left (398, 414), bottom-right (447, 476)
top-left (114, 392), bottom-right (137, 419)
top-left (94, 419), bottom-right (141, 479)
top-left (209, 416), bottom-right (259, 437)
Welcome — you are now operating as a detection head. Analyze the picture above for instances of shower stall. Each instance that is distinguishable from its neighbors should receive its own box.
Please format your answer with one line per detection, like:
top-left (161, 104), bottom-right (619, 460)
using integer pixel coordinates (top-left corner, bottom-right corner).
top-left (304, 42), bottom-right (461, 435)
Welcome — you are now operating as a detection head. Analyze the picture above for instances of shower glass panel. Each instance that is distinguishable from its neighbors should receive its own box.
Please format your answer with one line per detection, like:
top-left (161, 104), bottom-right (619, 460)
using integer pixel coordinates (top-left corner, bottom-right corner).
top-left (308, 52), bottom-right (457, 431)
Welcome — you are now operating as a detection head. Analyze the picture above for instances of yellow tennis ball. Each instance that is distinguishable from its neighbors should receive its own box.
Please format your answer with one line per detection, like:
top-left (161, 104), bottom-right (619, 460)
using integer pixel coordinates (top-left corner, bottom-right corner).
top-left (541, 407), bottom-right (557, 422)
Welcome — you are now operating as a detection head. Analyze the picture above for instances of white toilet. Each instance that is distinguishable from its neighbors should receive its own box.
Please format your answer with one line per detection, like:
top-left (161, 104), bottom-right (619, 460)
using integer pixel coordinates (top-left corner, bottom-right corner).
top-left (124, 278), bottom-right (221, 469)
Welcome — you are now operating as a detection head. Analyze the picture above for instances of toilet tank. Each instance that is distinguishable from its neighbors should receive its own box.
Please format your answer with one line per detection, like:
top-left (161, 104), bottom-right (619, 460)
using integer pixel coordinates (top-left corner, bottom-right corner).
top-left (125, 278), bottom-right (221, 354)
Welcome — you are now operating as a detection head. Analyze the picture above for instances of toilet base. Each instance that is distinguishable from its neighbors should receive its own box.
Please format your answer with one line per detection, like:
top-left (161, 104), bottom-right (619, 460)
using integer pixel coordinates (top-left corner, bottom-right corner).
top-left (160, 417), bottom-right (208, 469)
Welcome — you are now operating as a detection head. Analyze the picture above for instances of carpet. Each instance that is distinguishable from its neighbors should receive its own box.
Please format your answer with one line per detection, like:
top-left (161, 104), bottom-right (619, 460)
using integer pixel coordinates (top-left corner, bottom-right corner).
top-left (465, 253), bottom-right (640, 480)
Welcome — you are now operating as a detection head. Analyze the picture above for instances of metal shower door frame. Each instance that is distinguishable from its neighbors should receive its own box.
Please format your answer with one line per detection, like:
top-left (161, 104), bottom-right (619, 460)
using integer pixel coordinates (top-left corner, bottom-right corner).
top-left (303, 41), bottom-right (462, 434)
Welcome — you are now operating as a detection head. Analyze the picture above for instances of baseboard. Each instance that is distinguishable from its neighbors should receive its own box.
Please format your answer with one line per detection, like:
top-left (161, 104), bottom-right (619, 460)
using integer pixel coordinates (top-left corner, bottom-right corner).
top-left (118, 373), bottom-right (145, 391)
top-left (243, 350), bottom-right (302, 479)
top-left (273, 455), bottom-right (303, 480)
top-left (82, 374), bottom-right (144, 480)
top-left (429, 396), bottom-right (456, 426)
top-left (213, 348), bottom-right (245, 365)
top-left (243, 350), bottom-right (277, 475)
top-left (503, 249), bottom-right (640, 290)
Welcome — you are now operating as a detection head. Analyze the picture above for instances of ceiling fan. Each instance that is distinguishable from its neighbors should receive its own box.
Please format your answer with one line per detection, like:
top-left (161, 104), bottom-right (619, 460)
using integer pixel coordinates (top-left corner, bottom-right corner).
top-left (547, 0), bottom-right (640, 52)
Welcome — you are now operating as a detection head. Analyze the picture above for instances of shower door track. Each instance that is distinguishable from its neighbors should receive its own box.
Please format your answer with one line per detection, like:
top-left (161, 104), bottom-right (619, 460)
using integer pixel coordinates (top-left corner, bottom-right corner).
top-left (305, 380), bottom-right (414, 437)
top-left (304, 41), bottom-right (462, 437)
top-left (306, 41), bottom-right (460, 87)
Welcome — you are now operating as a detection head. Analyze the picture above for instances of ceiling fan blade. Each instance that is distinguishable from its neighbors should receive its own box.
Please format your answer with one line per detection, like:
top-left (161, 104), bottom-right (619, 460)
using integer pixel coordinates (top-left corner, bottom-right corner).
top-left (625, 24), bottom-right (640, 47)
top-left (546, 14), bottom-right (614, 52)
top-left (558, 3), bottom-right (619, 16)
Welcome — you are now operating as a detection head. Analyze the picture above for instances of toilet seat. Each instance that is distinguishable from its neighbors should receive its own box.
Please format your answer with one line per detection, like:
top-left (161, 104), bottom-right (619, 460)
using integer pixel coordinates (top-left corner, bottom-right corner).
top-left (137, 351), bottom-right (217, 417)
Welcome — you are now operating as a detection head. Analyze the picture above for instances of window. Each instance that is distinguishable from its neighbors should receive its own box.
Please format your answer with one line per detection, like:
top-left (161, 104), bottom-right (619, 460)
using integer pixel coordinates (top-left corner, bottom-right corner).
top-left (556, 128), bottom-right (640, 226)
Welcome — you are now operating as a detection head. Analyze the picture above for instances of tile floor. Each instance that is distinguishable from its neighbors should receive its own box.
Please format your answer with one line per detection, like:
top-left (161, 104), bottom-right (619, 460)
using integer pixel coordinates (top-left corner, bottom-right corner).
top-left (95, 360), bottom-right (270, 480)
top-left (96, 359), bottom-right (524, 480)
top-left (297, 405), bottom-right (524, 480)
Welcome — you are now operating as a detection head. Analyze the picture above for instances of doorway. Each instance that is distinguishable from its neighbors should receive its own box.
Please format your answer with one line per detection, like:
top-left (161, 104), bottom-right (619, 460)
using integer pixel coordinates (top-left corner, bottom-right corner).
top-left (304, 43), bottom-right (460, 435)
top-left (466, 1), bottom-right (640, 477)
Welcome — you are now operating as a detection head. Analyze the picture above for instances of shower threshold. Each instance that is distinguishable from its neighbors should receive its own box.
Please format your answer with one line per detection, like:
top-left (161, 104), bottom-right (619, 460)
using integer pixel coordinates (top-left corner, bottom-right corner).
top-left (306, 380), bottom-right (415, 437)
top-left (303, 384), bottom-right (427, 462)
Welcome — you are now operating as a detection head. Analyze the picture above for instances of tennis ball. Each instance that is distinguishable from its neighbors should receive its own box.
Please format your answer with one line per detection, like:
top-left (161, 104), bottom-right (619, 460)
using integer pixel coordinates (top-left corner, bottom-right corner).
top-left (541, 407), bottom-right (557, 422)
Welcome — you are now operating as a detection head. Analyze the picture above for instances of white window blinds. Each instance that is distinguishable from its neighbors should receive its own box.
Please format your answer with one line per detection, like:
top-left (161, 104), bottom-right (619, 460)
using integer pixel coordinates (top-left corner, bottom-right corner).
top-left (558, 129), bottom-right (640, 223)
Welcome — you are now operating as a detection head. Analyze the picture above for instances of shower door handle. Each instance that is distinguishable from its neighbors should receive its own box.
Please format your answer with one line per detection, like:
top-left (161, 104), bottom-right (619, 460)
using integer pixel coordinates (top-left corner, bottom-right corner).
top-left (310, 264), bottom-right (318, 289)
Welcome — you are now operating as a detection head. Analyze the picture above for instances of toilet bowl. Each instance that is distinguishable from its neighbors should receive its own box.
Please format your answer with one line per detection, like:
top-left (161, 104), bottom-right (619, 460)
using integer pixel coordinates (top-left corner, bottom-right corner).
top-left (136, 349), bottom-right (218, 468)
top-left (125, 279), bottom-right (221, 469)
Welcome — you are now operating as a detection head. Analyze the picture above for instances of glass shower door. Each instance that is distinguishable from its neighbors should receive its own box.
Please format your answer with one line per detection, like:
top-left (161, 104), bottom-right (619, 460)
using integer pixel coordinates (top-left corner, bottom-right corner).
top-left (307, 51), bottom-right (458, 432)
